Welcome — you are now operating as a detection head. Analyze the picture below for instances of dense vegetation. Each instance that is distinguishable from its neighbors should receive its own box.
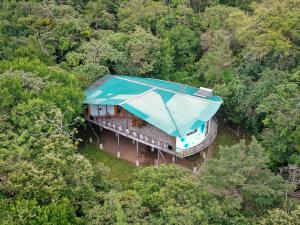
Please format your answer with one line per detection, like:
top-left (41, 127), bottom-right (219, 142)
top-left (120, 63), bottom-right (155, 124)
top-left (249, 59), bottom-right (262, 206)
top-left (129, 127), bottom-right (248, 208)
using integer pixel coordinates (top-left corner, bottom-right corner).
top-left (0, 0), bottom-right (299, 224)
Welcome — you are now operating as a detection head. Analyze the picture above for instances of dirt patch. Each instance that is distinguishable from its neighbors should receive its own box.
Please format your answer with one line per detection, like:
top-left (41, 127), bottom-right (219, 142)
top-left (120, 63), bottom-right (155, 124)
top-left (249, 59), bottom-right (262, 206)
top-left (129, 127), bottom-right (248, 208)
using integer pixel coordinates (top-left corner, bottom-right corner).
top-left (88, 128), bottom-right (206, 170)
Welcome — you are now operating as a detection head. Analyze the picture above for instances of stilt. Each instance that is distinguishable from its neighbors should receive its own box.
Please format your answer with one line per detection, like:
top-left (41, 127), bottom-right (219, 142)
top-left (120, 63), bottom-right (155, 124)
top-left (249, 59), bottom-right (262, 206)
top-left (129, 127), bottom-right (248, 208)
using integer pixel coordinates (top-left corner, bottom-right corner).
top-left (159, 150), bottom-right (166, 164)
top-left (172, 156), bottom-right (176, 163)
top-left (89, 138), bottom-right (93, 143)
top-left (88, 121), bottom-right (100, 143)
top-left (117, 133), bottom-right (120, 149)
top-left (193, 167), bottom-right (197, 173)
top-left (136, 141), bottom-right (139, 166)
top-left (117, 133), bottom-right (120, 158)
top-left (203, 152), bottom-right (206, 159)
top-left (99, 143), bottom-right (103, 149)
top-left (157, 149), bottom-right (160, 166)
top-left (99, 126), bottom-right (102, 145)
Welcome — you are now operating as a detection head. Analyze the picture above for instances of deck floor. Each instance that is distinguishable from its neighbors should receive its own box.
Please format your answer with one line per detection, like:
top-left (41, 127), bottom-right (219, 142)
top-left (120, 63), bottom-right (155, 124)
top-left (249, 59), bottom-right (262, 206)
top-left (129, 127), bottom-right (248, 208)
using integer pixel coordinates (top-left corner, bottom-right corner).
top-left (100, 117), bottom-right (175, 145)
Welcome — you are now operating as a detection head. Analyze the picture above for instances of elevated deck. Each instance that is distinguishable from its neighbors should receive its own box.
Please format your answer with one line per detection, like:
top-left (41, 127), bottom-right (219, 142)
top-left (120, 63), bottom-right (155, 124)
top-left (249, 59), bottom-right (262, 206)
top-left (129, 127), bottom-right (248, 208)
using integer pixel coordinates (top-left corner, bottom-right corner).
top-left (86, 116), bottom-right (218, 158)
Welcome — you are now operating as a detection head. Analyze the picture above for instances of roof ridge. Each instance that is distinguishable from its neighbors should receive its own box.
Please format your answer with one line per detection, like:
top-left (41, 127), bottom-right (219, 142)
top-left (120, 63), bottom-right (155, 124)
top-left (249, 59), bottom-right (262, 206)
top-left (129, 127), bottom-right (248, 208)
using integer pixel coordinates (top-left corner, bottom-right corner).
top-left (114, 76), bottom-right (182, 137)
top-left (113, 75), bottom-right (220, 105)
top-left (163, 101), bottom-right (182, 137)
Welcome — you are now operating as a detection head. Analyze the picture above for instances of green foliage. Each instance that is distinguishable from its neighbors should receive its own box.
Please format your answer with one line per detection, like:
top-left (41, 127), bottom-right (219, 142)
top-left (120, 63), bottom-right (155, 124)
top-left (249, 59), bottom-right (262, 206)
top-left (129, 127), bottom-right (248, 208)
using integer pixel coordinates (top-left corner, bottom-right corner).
top-left (1, 0), bottom-right (300, 223)
top-left (130, 165), bottom-right (248, 224)
top-left (259, 207), bottom-right (300, 225)
top-left (258, 83), bottom-right (300, 168)
top-left (118, 0), bottom-right (168, 33)
top-left (165, 25), bottom-right (199, 69)
top-left (219, 0), bottom-right (257, 10)
top-left (201, 138), bottom-right (295, 214)
top-left (86, 190), bottom-right (148, 225)
top-left (198, 29), bottom-right (234, 84)
top-left (85, 0), bottom-right (117, 30)
top-left (227, 0), bottom-right (300, 69)
top-left (0, 198), bottom-right (78, 225)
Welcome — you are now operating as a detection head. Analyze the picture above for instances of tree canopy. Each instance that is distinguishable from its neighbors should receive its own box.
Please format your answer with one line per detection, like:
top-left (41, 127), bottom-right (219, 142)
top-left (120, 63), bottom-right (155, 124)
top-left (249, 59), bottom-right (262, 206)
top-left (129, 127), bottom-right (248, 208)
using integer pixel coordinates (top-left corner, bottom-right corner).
top-left (0, 0), bottom-right (299, 223)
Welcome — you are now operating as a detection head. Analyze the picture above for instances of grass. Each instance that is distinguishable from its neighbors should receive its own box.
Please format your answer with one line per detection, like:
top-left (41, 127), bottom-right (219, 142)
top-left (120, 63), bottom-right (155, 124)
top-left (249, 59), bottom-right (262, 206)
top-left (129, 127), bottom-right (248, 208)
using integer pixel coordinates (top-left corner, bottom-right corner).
top-left (210, 119), bottom-right (247, 158)
top-left (78, 119), bottom-right (244, 180)
top-left (79, 143), bottom-right (136, 183)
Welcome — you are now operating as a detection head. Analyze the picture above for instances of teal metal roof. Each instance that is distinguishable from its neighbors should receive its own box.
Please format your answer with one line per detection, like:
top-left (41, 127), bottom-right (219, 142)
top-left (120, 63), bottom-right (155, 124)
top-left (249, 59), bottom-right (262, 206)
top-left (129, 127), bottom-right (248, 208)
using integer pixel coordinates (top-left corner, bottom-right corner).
top-left (84, 75), bottom-right (222, 137)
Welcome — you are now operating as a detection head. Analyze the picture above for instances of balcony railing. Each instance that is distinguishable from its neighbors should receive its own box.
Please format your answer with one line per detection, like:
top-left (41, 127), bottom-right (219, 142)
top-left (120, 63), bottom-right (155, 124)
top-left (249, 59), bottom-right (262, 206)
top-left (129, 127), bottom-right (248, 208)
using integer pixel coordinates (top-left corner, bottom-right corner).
top-left (86, 116), bottom-right (218, 158)
top-left (175, 118), bottom-right (218, 157)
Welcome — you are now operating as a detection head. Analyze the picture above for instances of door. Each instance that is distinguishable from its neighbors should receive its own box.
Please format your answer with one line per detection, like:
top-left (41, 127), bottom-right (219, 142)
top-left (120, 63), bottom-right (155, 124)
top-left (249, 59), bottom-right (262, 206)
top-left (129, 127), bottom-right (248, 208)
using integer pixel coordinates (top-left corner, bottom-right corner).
top-left (97, 105), bottom-right (107, 116)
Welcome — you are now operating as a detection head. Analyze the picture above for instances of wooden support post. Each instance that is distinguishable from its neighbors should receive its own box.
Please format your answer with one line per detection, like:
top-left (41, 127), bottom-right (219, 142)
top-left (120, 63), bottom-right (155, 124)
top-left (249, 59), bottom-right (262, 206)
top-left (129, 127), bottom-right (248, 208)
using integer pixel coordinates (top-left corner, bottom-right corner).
top-left (159, 150), bottom-right (166, 163)
top-left (157, 149), bottom-right (160, 166)
top-left (117, 133), bottom-right (120, 158)
top-left (136, 141), bottom-right (139, 166)
top-left (193, 167), bottom-right (197, 173)
top-left (88, 121), bottom-right (100, 143)
top-left (99, 125), bottom-right (102, 145)
top-left (203, 152), bottom-right (206, 159)
top-left (172, 156), bottom-right (175, 163)
top-left (117, 133), bottom-right (120, 149)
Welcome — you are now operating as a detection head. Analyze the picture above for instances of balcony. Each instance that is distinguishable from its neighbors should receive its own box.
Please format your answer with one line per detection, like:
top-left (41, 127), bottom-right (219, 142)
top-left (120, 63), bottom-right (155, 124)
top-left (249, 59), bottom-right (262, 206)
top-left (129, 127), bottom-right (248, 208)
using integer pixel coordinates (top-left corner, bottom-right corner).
top-left (86, 116), bottom-right (218, 158)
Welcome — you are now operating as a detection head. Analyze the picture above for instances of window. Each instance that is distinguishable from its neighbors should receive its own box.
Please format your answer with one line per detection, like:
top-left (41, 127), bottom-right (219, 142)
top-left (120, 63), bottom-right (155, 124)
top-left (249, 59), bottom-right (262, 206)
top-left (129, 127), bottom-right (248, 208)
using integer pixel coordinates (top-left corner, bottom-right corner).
top-left (187, 129), bottom-right (197, 136)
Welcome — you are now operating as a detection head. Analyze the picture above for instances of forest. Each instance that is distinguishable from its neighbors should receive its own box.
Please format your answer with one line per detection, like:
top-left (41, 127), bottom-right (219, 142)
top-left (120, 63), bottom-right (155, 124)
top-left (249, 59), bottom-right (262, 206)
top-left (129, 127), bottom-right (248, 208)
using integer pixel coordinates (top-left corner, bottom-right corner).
top-left (0, 0), bottom-right (299, 224)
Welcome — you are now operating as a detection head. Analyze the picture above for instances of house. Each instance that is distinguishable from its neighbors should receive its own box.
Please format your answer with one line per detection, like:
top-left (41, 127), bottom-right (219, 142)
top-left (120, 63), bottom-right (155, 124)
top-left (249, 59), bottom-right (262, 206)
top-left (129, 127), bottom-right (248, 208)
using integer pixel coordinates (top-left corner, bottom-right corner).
top-left (84, 75), bottom-right (222, 159)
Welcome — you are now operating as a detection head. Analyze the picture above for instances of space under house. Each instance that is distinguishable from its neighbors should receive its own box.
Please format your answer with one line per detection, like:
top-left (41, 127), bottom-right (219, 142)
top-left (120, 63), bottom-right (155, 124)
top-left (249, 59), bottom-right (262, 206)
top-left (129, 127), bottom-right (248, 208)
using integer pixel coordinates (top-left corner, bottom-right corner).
top-left (84, 75), bottom-right (223, 158)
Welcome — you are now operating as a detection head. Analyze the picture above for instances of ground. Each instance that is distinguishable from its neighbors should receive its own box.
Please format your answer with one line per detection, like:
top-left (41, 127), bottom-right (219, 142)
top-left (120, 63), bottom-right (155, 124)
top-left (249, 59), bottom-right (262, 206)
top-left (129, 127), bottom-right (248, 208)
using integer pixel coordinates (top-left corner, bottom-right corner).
top-left (78, 118), bottom-right (244, 182)
top-left (79, 143), bottom-right (136, 183)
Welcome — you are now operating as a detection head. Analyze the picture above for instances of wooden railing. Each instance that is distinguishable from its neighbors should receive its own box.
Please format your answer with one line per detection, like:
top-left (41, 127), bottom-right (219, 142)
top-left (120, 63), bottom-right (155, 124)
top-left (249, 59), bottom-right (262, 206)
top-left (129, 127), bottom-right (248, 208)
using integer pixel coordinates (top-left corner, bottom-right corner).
top-left (86, 116), bottom-right (218, 158)
top-left (175, 118), bottom-right (218, 157)
top-left (86, 116), bottom-right (177, 155)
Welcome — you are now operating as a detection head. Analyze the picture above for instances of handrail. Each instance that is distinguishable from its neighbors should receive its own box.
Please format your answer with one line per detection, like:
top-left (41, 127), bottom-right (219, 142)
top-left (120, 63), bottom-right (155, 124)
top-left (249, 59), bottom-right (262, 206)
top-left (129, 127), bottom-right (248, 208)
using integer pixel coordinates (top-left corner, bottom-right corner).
top-left (86, 116), bottom-right (218, 158)
top-left (87, 116), bottom-right (174, 152)
top-left (175, 118), bottom-right (218, 157)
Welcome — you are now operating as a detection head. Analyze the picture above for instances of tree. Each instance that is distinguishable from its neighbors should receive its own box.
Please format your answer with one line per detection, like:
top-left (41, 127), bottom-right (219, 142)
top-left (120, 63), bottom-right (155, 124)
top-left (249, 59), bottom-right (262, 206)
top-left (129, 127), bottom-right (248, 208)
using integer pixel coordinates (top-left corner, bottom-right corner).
top-left (130, 165), bottom-right (245, 224)
top-left (200, 138), bottom-right (295, 214)
top-left (258, 83), bottom-right (300, 168)
top-left (219, 0), bottom-right (257, 10)
top-left (118, 0), bottom-right (168, 33)
top-left (86, 190), bottom-right (148, 225)
top-left (0, 198), bottom-right (79, 225)
top-left (165, 25), bottom-right (199, 69)
top-left (227, 0), bottom-right (300, 70)
top-left (154, 38), bottom-right (175, 79)
top-left (259, 207), bottom-right (300, 225)
top-left (85, 0), bottom-right (117, 30)
top-left (198, 29), bottom-right (234, 84)
top-left (122, 26), bottom-right (160, 75)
